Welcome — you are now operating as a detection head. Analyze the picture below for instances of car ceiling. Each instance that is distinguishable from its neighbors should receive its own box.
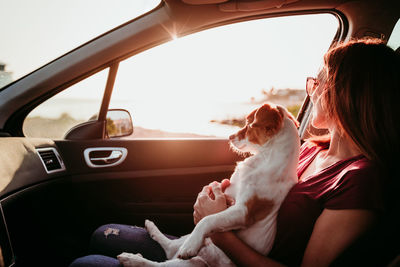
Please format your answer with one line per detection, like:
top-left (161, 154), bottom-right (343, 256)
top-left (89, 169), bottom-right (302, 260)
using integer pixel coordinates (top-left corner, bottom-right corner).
top-left (168, 0), bottom-right (399, 38)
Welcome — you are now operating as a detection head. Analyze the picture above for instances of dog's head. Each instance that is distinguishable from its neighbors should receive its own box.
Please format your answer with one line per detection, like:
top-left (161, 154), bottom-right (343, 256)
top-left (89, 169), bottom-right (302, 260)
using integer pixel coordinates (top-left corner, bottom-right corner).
top-left (229, 103), bottom-right (298, 154)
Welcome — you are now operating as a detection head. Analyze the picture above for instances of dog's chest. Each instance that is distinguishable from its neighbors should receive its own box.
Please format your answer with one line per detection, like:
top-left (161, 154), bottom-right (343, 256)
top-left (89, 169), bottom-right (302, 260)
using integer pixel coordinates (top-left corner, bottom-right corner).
top-left (225, 151), bottom-right (288, 203)
top-left (224, 161), bottom-right (262, 200)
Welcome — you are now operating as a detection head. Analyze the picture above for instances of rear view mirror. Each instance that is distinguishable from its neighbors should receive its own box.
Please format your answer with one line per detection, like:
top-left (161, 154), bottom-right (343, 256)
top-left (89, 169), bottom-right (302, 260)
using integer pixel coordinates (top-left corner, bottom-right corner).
top-left (106, 109), bottom-right (133, 138)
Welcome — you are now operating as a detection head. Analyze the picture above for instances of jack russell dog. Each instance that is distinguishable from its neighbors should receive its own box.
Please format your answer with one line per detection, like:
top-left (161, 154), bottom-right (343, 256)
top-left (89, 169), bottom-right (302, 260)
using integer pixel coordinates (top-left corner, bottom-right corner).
top-left (118, 103), bottom-right (300, 267)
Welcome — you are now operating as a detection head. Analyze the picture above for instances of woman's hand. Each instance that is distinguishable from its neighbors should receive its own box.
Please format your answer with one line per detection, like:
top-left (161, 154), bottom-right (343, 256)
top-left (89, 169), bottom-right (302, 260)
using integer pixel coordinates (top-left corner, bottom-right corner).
top-left (193, 180), bottom-right (284, 266)
top-left (193, 179), bottom-right (234, 224)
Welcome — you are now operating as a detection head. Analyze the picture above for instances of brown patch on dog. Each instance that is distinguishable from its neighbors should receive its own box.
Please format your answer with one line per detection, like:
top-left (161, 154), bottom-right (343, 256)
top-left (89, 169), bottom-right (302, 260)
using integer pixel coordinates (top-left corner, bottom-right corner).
top-left (230, 103), bottom-right (291, 145)
top-left (246, 109), bottom-right (257, 123)
top-left (246, 104), bottom-right (284, 145)
top-left (255, 104), bottom-right (284, 134)
top-left (245, 196), bottom-right (275, 226)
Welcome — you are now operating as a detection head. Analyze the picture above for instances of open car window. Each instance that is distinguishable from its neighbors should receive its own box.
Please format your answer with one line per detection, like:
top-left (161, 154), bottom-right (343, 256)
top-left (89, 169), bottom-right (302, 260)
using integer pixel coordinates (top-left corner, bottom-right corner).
top-left (21, 14), bottom-right (338, 140)
top-left (23, 69), bottom-right (108, 138)
top-left (109, 14), bottom-right (339, 138)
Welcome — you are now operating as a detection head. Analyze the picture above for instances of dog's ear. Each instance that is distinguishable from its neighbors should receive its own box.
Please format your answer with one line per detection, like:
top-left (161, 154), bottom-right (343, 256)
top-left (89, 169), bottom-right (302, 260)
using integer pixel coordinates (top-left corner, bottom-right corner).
top-left (276, 105), bottom-right (299, 128)
top-left (246, 109), bottom-right (257, 124)
top-left (256, 104), bottom-right (284, 135)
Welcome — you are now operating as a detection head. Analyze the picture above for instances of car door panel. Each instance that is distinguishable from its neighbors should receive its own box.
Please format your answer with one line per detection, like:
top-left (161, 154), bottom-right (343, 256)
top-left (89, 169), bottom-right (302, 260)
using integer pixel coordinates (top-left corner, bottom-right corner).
top-left (0, 138), bottom-right (241, 266)
top-left (54, 138), bottom-right (241, 236)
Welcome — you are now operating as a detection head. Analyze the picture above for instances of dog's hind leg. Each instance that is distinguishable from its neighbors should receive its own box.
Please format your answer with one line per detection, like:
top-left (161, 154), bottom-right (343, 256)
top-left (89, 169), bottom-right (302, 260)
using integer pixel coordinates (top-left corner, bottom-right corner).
top-left (118, 252), bottom-right (206, 267)
top-left (145, 219), bottom-right (187, 259)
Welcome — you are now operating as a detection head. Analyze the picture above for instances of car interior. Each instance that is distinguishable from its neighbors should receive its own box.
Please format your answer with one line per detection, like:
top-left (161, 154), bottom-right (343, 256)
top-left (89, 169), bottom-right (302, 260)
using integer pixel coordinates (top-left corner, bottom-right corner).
top-left (0, 0), bottom-right (399, 266)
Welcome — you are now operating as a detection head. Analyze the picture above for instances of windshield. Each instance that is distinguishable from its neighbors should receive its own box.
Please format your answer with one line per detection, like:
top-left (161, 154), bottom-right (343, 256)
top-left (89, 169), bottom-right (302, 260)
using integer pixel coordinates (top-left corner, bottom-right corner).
top-left (0, 0), bottom-right (161, 89)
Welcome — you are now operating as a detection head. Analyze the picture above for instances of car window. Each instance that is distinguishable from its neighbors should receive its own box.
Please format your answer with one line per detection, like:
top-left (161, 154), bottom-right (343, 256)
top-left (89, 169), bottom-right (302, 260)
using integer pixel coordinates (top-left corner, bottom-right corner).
top-left (23, 69), bottom-right (108, 139)
top-left (109, 14), bottom-right (338, 138)
top-left (388, 18), bottom-right (400, 50)
top-left (0, 0), bottom-right (161, 90)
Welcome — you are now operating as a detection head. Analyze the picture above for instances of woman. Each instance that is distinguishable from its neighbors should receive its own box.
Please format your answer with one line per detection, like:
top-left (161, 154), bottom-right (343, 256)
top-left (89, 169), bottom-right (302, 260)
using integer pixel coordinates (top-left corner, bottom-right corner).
top-left (193, 38), bottom-right (399, 267)
top-left (70, 39), bottom-right (399, 266)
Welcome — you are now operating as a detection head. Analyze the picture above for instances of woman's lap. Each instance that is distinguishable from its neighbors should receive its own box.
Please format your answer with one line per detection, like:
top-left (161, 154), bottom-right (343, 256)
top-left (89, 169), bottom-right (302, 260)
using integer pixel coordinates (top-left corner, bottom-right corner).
top-left (70, 223), bottom-right (177, 267)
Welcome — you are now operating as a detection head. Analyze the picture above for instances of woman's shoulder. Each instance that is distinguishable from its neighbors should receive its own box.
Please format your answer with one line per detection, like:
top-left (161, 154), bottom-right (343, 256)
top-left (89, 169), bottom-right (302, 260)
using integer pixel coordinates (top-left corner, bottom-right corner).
top-left (324, 156), bottom-right (384, 211)
top-left (340, 156), bottom-right (380, 182)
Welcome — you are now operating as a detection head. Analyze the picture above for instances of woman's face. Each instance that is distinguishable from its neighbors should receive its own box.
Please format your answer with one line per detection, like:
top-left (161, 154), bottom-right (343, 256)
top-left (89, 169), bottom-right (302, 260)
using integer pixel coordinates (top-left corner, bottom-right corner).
top-left (310, 68), bottom-right (332, 129)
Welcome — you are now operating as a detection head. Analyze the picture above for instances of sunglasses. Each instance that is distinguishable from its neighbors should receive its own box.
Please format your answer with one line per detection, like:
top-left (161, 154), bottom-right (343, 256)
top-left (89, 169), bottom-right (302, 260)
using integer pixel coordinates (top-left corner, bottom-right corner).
top-left (306, 77), bottom-right (320, 96)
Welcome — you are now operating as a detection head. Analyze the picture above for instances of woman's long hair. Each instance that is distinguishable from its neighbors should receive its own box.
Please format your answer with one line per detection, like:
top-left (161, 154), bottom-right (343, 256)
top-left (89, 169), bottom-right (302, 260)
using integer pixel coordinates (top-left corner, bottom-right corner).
top-left (315, 39), bottom-right (400, 171)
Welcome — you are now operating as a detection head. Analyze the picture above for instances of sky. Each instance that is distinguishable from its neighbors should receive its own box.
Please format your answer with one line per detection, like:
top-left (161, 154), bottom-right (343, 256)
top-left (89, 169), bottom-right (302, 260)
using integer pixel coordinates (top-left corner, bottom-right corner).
top-left (112, 14), bottom-right (338, 101)
top-left (0, 0), bottom-right (161, 81)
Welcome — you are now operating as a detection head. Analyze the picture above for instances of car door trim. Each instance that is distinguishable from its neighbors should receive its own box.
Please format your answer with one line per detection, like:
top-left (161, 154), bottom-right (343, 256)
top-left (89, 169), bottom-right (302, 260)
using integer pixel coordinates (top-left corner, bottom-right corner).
top-left (70, 164), bottom-right (236, 182)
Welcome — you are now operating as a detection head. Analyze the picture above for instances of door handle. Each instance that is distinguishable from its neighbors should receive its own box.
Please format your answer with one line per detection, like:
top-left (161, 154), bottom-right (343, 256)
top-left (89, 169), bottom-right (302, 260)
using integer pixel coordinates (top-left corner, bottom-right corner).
top-left (90, 150), bottom-right (123, 163)
top-left (84, 147), bottom-right (128, 168)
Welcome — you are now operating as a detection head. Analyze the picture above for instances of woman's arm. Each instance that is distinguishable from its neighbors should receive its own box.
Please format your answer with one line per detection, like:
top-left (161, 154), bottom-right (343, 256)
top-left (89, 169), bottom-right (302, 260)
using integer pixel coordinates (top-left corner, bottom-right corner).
top-left (301, 208), bottom-right (376, 267)
top-left (209, 208), bottom-right (375, 267)
top-left (193, 182), bottom-right (376, 267)
top-left (193, 181), bottom-right (285, 266)
top-left (211, 231), bottom-right (285, 267)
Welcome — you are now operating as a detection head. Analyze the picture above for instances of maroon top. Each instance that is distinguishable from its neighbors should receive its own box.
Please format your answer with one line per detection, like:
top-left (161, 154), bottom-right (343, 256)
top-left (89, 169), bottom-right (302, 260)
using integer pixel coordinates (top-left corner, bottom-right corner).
top-left (268, 143), bottom-right (384, 266)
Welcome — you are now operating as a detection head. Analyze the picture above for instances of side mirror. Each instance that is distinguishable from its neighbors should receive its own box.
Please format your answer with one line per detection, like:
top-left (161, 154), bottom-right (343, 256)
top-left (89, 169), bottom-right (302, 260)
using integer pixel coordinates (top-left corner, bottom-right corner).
top-left (106, 109), bottom-right (134, 138)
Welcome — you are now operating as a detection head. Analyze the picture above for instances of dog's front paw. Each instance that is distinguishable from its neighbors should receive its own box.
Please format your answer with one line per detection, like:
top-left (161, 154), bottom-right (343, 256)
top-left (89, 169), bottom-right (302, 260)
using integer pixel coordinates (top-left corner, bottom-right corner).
top-left (117, 252), bottom-right (144, 267)
top-left (177, 235), bottom-right (203, 259)
top-left (144, 219), bottom-right (155, 229)
top-left (144, 219), bottom-right (157, 238)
